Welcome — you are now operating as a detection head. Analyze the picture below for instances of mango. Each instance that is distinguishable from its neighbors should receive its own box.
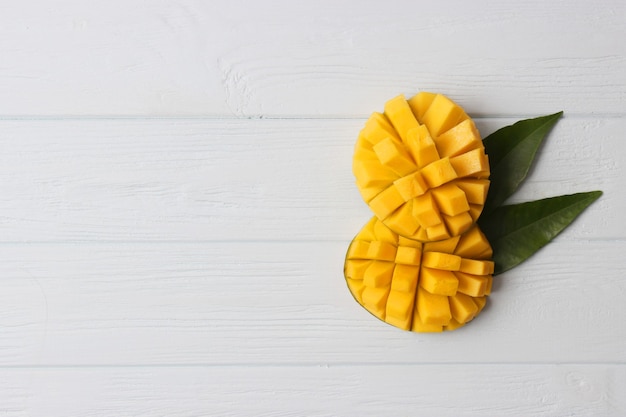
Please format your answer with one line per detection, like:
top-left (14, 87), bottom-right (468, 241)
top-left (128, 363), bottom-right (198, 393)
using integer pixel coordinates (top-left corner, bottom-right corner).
top-left (345, 217), bottom-right (494, 332)
top-left (353, 93), bottom-right (490, 241)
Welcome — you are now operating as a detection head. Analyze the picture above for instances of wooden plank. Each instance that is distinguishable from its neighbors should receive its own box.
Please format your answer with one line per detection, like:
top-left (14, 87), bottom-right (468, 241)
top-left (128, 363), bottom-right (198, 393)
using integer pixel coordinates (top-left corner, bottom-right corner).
top-left (0, 0), bottom-right (624, 116)
top-left (1, 240), bottom-right (624, 366)
top-left (0, 117), bottom-right (616, 242)
top-left (0, 364), bottom-right (624, 416)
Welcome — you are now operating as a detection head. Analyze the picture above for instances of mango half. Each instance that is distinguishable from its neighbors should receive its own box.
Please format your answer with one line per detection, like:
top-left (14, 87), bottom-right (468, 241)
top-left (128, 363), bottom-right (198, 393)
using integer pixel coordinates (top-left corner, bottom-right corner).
top-left (353, 93), bottom-right (490, 241)
top-left (344, 217), bottom-right (494, 332)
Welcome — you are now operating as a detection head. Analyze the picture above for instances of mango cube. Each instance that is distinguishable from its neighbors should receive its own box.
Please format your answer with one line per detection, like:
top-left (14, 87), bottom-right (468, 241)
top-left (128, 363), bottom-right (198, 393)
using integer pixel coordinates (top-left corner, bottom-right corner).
top-left (421, 94), bottom-right (467, 137)
top-left (406, 125), bottom-right (440, 168)
top-left (366, 240), bottom-right (397, 261)
top-left (373, 137), bottom-right (417, 176)
top-left (425, 223), bottom-right (451, 241)
top-left (435, 119), bottom-right (482, 157)
top-left (408, 91), bottom-right (437, 121)
top-left (391, 264), bottom-right (420, 293)
top-left (368, 185), bottom-right (405, 219)
top-left (432, 184), bottom-right (470, 216)
top-left (459, 258), bottom-right (495, 275)
top-left (443, 212), bottom-right (474, 237)
top-left (411, 311), bottom-right (443, 333)
top-left (450, 148), bottom-right (489, 178)
top-left (361, 286), bottom-right (390, 319)
top-left (422, 251), bottom-right (462, 271)
top-left (423, 235), bottom-right (460, 253)
top-left (455, 179), bottom-right (490, 205)
top-left (420, 157), bottom-right (458, 188)
top-left (455, 271), bottom-right (488, 297)
top-left (395, 245), bottom-right (422, 265)
top-left (346, 240), bottom-right (370, 259)
top-left (417, 287), bottom-right (452, 326)
top-left (449, 293), bottom-right (479, 323)
top-left (454, 226), bottom-right (492, 258)
top-left (344, 219), bottom-right (495, 332)
top-left (385, 203), bottom-right (421, 236)
top-left (412, 193), bottom-right (443, 228)
top-left (363, 261), bottom-right (395, 288)
top-left (384, 95), bottom-right (421, 142)
top-left (420, 267), bottom-right (458, 296)
top-left (386, 290), bottom-right (416, 323)
top-left (353, 159), bottom-right (397, 188)
top-left (394, 171), bottom-right (427, 201)
top-left (344, 260), bottom-right (370, 279)
top-left (361, 112), bottom-right (400, 144)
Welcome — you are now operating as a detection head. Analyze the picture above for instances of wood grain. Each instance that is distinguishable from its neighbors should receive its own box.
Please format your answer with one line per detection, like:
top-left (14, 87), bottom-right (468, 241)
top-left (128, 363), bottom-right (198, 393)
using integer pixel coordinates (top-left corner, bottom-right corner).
top-left (0, 117), bottom-right (616, 242)
top-left (0, 0), bottom-right (623, 116)
top-left (1, 240), bottom-right (624, 366)
top-left (1, 365), bottom-right (624, 416)
top-left (1, 1), bottom-right (624, 415)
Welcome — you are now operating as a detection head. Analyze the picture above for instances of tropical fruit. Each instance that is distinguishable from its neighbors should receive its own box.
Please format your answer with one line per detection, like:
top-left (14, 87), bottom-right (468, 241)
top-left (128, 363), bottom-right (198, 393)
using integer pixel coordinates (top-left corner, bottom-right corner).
top-left (344, 217), bottom-right (494, 332)
top-left (353, 93), bottom-right (490, 241)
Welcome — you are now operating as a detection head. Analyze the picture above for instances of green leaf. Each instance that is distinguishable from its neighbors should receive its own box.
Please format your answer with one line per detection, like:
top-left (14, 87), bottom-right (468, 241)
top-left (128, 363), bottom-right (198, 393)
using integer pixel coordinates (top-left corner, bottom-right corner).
top-left (478, 191), bottom-right (602, 275)
top-left (482, 111), bottom-right (563, 214)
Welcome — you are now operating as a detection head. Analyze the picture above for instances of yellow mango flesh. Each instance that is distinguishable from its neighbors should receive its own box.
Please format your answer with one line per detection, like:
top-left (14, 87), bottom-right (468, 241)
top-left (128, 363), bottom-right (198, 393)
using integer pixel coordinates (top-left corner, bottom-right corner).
top-left (353, 93), bottom-right (490, 241)
top-left (345, 217), bottom-right (494, 332)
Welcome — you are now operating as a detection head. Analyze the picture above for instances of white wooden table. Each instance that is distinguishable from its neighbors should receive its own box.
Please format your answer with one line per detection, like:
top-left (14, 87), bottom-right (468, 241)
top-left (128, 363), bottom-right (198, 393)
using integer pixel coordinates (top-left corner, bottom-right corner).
top-left (1, 1), bottom-right (625, 415)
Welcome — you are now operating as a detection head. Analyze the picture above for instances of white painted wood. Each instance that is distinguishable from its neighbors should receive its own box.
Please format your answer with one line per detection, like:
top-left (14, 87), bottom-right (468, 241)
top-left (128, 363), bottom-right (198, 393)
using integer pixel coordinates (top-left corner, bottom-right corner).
top-left (0, 117), bottom-right (616, 242)
top-left (0, 0), bottom-right (624, 116)
top-left (1, 240), bottom-right (624, 366)
top-left (1, 365), bottom-right (624, 416)
top-left (1, 0), bottom-right (625, 415)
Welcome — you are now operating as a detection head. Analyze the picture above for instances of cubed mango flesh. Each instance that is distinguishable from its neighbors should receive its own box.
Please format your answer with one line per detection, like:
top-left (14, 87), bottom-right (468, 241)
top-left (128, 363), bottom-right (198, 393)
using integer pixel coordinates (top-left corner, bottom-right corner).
top-left (384, 95), bottom-right (421, 142)
top-left (345, 218), bottom-right (494, 332)
top-left (373, 137), bottom-right (417, 177)
top-left (435, 119), bottom-right (482, 158)
top-left (421, 94), bottom-right (468, 137)
top-left (417, 287), bottom-right (452, 326)
top-left (352, 93), bottom-right (490, 241)
top-left (408, 92), bottom-right (437, 121)
top-left (360, 112), bottom-right (400, 144)
top-left (420, 267), bottom-right (458, 296)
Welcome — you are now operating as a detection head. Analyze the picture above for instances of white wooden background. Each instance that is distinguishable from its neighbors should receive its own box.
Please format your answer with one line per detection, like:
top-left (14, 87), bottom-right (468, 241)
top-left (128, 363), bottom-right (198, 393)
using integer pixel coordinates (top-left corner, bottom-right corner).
top-left (1, 1), bottom-right (625, 415)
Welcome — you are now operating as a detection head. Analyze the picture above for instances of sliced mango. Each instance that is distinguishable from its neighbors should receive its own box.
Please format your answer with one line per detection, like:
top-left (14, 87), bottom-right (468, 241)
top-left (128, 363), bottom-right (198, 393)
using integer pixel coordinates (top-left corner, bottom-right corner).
top-left (391, 264), bottom-right (420, 292)
top-left (394, 171), bottom-right (428, 201)
top-left (363, 261), bottom-right (394, 288)
top-left (395, 245), bottom-right (422, 265)
top-left (360, 112), bottom-right (400, 144)
top-left (406, 125), bottom-right (439, 168)
top-left (385, 202), bottom-right (421, 237)
top-left (435, 119), bottom-right (482, 158)
top-left (420, 267), bottom-right (458, 296)
top-left (366, 240), bottom-right (397, 261)
top-left (455, 271), bottom-right (489, 297)
top-left (449, 293), bottom-right (479, 323)
top-left (421, 94), bottom-right (468, 137)
top-left (413, 193), bottom-right (443, 228)
top-left (408, 92), bottom-right (437, 121)
top-left (422, 251), bottom-right (462, 270)
top-left (384, 95), bottom-right (421, 142)
top-left (368, 185), bottom-right (405, 219)
top-left (411, 311), bottom-right (443, 333)
top-left (353, 93), bottom-right (490, 241)
top-left (345, 218), bottom-right (494, 332)
top-left (417, 287), bottom-right (452, 326)
top-left (443, 212), bottom-right (474, 237)
top-left (432, 184), bottom-right (470, 216)
top-left (373, 137), bottom-right (417, 176)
